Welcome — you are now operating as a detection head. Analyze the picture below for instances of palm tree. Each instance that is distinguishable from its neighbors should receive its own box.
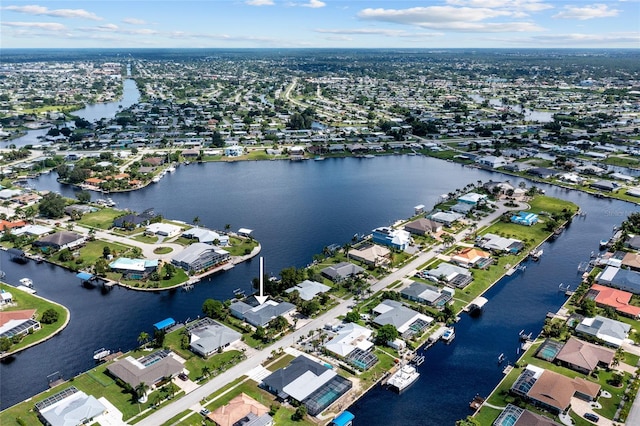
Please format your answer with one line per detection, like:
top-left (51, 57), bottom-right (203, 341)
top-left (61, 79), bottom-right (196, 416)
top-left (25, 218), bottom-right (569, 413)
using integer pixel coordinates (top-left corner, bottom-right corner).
top-left (201, 365), bottom-right (211, 378)
top-left (137, 331), bottom-right (150, 348)
top-left (193, 216), bottom-right (200, 227)
top-left (135, 382), bottom-right (149, 401)
top-left (343, 243), bottom-right (351, 261)
top-left (224, 223), bottom-right (231, 233)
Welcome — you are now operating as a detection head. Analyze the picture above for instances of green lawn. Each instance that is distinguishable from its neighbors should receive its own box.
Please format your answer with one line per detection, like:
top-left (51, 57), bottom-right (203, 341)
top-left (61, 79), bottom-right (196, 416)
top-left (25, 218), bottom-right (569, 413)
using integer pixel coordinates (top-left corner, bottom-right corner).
top-left (0, 283), bottom-right (69, 355)
top-left (78, 208), bottom-right (123, 229)
top-left (224, 237), bottom-right (259, 257)
top-left (52, 239), bottom-right (133, 271)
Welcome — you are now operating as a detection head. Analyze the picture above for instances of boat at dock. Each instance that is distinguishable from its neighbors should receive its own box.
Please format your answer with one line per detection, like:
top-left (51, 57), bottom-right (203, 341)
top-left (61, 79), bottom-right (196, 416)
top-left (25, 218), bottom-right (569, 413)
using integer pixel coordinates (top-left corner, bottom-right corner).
top-left (413, 355), bottom-right (425, 366)
top-left (529, 249), bottom-right (543, 261)
top-left (469, 394), bottom-right (485, 411)
top-left (19, 277), bottom-right (33, 288)
top-left (387, 364), bottom-right (420, 393)
top-left (93, 348), bottom-right (111, 362)
top-left (498, 353), bottom-right (505, 364)
top-left (441, 327), bottom-right (455, 343)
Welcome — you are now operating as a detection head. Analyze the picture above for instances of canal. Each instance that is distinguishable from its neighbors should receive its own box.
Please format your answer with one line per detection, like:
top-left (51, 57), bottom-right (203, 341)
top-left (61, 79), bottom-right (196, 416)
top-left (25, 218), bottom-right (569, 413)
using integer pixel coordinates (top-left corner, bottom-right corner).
top-left (0, 156), bottom-right (632, 418)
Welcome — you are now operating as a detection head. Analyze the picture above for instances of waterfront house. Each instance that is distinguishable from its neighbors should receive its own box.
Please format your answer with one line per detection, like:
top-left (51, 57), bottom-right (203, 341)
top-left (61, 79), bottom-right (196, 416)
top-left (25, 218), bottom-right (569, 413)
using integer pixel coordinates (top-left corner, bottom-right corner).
top-left (627, 236), bottom-right (640, 250)
top-left (372, 299), bottom-right (433, 339)
top-left (261, 355), bottom-right (352, 416)
top-left (108, 257), bottom-right (159, 280)
top-left (285, 280), bottom-right (331, 301)
top-left (207, 393), bottom-right (273, 426)
top-left (145, 222), bottom-right (181, 238)
top-left (428, 211), bottom-right (464, 226)
top-left (113, 209), bottom-right (156, 229)
top-left (36, 387), bottom-right (107, 426)
top-left (596, 266), bottom-right (640, 294)
top-left (404, 218), bottom-right (442, 236)
top-left (493, 404), bottom-right (562, 426)
top-left (182, 227), bottom-right (229, 246)
top-left (476, 155), bottom-right (508, 169)
top-left (324, 323), bottom-right (377, 370)
top-left (510, 211), bottom-right (539, 226)
top-left (107, 350), bottom-right (184, 389)
top-left (450, 202), bottom-right (474, 214)
top-left (171, 243), bottom-right (229, 274)
top-left (371, 227), bottom-right (411, 251)
top-left (224, 146), bottom-right (244, 157)
top-left (621, 252), bottom-right (640, 272)
top-left (477, 233), bottom-right (524, 254)
top-left (457, 192), bottom-right (487, 205)
top-left (0, 291), bottom-right (12, 305)
top-left (590, 180), bottom-right (619, 192)
top-left (575, 315), bottom-right (631, 347)
top-left (321, 262), bottom-right (364, 282)
top-left (0, 309), bottom-right (40, 339)
top-left (188, 318), bottom-right (242, 357)
top-left (400, 282), bottom-right (452, 309)
top-left (586, 284), bottom-right (640, 318)
top-left (554, 337), bottom-right (615, 375)
top-left (425, 263), bottom-right (473, 289)
top-left (511, 365), bottom-right (600, 414)
top-left (229, 299), bottom-right (295, 328)
top-left (347, 244), bottom-right (391, 267)
top-left (450, 247), bottom-right (493, 269)
top-left (33, 231), bottom-right (85, 251)
top-left (527, 167), bottom-right (559, 179)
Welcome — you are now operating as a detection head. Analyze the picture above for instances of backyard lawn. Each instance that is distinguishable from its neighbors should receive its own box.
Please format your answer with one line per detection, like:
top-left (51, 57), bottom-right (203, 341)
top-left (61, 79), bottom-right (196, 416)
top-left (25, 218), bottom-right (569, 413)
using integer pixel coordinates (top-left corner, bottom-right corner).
top-left (78, 208), bottom-right (123, 229)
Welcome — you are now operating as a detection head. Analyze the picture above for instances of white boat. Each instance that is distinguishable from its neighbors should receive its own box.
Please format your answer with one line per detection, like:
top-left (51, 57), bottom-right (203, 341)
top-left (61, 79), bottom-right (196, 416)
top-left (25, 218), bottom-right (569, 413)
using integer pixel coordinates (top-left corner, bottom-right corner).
top-left (442, 327), bottom-right (455, 343)
top-left (19, 278), bottom-right (33, 288)
top-left (387, 364), bottom-right (419, 393)
top-left (167, 166), bottom-right (176, 173)
top-left (93, 348), bottom-right (111, 361)
top-left (152, 176), bottom-right (161, 183)
top-left (529, 249), bottom-right (543, 261)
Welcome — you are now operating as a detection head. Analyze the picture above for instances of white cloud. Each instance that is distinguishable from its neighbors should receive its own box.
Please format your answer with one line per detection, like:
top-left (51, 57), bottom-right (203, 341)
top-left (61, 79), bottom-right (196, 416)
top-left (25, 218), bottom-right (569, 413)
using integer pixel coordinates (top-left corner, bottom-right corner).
top-left (245, 0), bottom-right (274, 6)
top-left (122, 18), bottom-right (146, 25)
top-left (2, 21), bottom-right (67, 31)
top-left (315, 28), bottom-right (442, 38)
top-left (553, 4), bottom-right (620, 20)
top-left (357, 6), bottom-right (544, 32)
top-left (2, 5), bottom-right (102, 21)
top-left (530, 32), bottom-right (640, 45)
top-left (302, 0), bottom-right (326, 8)
top-left (446, 0), bottom-right (553, 12)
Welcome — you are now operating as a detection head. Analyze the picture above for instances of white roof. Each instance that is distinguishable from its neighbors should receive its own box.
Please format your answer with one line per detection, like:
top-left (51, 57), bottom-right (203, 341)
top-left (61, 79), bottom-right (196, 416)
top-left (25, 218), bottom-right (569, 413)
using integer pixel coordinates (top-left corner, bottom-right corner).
top-left (13, 224), bottom-right (53, 236)
top-left (324, 323), bottom-right (373, 357)
top-left (39, 390), bottom-right (106, 426)
top-left (146, 222), bottom-right (181, 235)
top-left (283, 369), bottom-right (336, 401)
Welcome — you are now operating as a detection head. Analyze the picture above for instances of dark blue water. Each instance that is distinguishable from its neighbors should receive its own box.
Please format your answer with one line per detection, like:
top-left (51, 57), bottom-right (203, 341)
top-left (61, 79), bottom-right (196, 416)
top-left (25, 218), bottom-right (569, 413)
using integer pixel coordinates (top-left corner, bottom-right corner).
top-left (0, 157), bottom-right (632, 419)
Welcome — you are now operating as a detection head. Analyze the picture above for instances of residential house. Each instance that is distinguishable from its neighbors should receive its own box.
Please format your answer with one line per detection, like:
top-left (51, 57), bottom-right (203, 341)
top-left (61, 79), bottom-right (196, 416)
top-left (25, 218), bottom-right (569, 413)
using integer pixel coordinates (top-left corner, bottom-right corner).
top-left (493, 404), bottom-right (562, 426)
top-left (0, 309), bottom-right (40, 339)
top-left (188, 318), bottom-right (242, 357)
top-left (347, 244), bottom-right (390, 267)
top-left (171, 243), bottom-right (230, 274)
top-left (404, 218), bottom-right (442, 236)
top-left (425, 263), bottom-right (473, 288)
top-left (575, 315), bottom-right (631, 347)
top-left (450, 202), bottom-right (474, 214)
top-left (229, 299), bottom-right (295, 328)
top-left (208, 393), bottom-right (273, 426)
top-left (33, 231), bottom-right (85, 251)
top-left (596, 266), bottom-right (640, 294)
top-left (476, 155), bottom-right (508, 169)
top-left (400, 282), bottom-right (452, 309)
top-left (107, 350), bottom-right (184, 389)
top-left (586, 284), bottom-right (640, 318)
top-left (113, 209), bottom-right (156, 229)
top-left (554, 337), bottom-right (615, 375)
top-left (450, 247), bottom-right (493, 269)
top-left (324, 323), bottom-right (377, 370)
top-left (590, 180), bottom-right (619, 192)
top-left (0, 290), bottom-right (12, 305)
top-left (628, 236), bottom-right (640, 250)
top-left (182, 227), bottom-right (229, 246)
top-left (12, 224), bottom-right (53, 237)
top-left (261, 355), bottom-right (352, 416)
top-left (109, 257), bottom-right (159, 280)
top-left (622, 252), bottom-right (640, 272)
top-left (510, 212), bottom-right (539, 226)
top-left (321, 262), bottom-right (364, 282)
top-left (224, 146), bottom-right (244, 157)
top-left (511, 365), bottom-right (600, 414)
top-left (372, 299), bottom-right (433, 339)
top-left (527, 167), bottom-right (559, 179)
top-left (146, 222), bottom-right (181, 238)
top-left (36, 387), bottom-right (107, 426)
top-left (457, 192), bottom-right (487, 205)
top-left (427, 211), bottom-right (464, 226)
top-left (477, 233), bottom-right (524, 254)
top-left (285, 280), bottom-right (331, 301)
top-left (371, 227), bottom-right (411, 251)
top-left (0, 219), bottom-right (26, 231)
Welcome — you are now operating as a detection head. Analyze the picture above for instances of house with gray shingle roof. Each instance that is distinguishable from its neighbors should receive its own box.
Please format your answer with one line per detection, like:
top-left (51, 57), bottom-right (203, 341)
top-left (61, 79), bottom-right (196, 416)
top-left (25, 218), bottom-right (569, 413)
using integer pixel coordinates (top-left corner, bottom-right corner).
top-left (372, 299), bottom-right (433, 338)
top-left (188, 318), bottom-right (242, 357)
top-left (321, 262), bottom-right (364, 282)
top-left (575, 315), bottom-right (631, 347)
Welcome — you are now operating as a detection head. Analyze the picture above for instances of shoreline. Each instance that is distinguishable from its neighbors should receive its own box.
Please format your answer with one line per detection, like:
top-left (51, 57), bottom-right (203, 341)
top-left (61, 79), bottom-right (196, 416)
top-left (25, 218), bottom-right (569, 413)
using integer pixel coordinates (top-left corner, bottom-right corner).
top-left (0, 288), bottom-right (71, 360)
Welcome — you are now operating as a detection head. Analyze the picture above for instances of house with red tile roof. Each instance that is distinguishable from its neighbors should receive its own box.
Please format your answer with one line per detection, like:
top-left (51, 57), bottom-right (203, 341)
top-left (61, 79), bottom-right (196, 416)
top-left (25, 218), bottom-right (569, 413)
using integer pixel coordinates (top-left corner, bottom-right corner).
top-left (586, 284), bottom-right (640, 318)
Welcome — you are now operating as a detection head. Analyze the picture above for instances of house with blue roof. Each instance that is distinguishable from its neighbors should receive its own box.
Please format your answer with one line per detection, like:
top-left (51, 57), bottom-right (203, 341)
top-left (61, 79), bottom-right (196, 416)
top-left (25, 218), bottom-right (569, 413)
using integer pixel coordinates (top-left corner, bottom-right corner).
top-left (511, 211), bottom-right (539, 226)
top-left (109, 257), bottom-right (159, 279)
top-left (597, 266), bottom-right (640, 294)
top-left (371, 227), bottom-right (411, 250)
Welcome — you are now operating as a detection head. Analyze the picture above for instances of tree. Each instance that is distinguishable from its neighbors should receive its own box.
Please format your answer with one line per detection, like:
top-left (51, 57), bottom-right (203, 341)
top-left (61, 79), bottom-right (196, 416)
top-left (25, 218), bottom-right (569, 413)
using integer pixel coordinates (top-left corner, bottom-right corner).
top-left (456, 416), bottom-right (480, 426)
top-left (193, 216), bottom-right (200, 227)
top-left (102, 246), bottom-right (111, 259)
top-left (38, 192), bottom-right (66, 219)
top-left (138, 331), bottom-right (150, 348)
top-left (0, 337), bottom-right (11, 352)
top-left (579, 298), bottom-right (597, 317)
top-left (40, 308), bottom-right (59, 324)
top-left (291, 405), bottom-right (307, 421)
top-left (345, 310), bottom-right (360, 323)
top-left (76, 190), bottom-right (91, 204)
top-left (135, 383), bottom-right (149, 402)
top-left (202, 298), bottom-right (226, 320)
top-left (269, 315), bottom-right (289, 332)
top-left (201, 365), bottom-right (211, 378)
top-left (300, 300), bottom-right (320, 317)
top-left (375, 324), bottom-right (398, 346)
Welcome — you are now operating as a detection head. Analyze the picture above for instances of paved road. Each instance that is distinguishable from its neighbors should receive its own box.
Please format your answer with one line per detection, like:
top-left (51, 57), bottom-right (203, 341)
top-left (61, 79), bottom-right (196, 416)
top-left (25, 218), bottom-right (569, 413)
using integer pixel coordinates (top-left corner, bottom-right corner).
top-left (136, 200), bottom-right (519, 426)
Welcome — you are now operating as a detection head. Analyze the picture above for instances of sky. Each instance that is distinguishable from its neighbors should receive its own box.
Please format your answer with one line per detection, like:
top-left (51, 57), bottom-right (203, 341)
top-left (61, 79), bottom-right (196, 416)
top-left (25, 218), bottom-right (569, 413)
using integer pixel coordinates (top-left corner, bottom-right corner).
top-left (1, 0), bottom-right (639, 49)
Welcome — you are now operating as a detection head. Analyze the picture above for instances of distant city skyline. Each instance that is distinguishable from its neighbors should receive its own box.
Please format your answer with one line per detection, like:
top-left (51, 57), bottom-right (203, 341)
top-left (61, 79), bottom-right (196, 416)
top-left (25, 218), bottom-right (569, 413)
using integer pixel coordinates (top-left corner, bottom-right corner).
top-left (1, 1), bottom-right (639, 49)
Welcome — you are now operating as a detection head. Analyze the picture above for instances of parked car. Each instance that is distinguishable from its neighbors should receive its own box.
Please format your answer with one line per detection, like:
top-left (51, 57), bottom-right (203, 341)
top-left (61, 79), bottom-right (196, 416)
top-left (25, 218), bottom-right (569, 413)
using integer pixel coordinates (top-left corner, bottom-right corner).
top-left (178, 373), bottom-right (188, 381)
top-left (200, 408), bottom-right (210, 416)
top-left (583, 413), bottom-right (599, 422)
